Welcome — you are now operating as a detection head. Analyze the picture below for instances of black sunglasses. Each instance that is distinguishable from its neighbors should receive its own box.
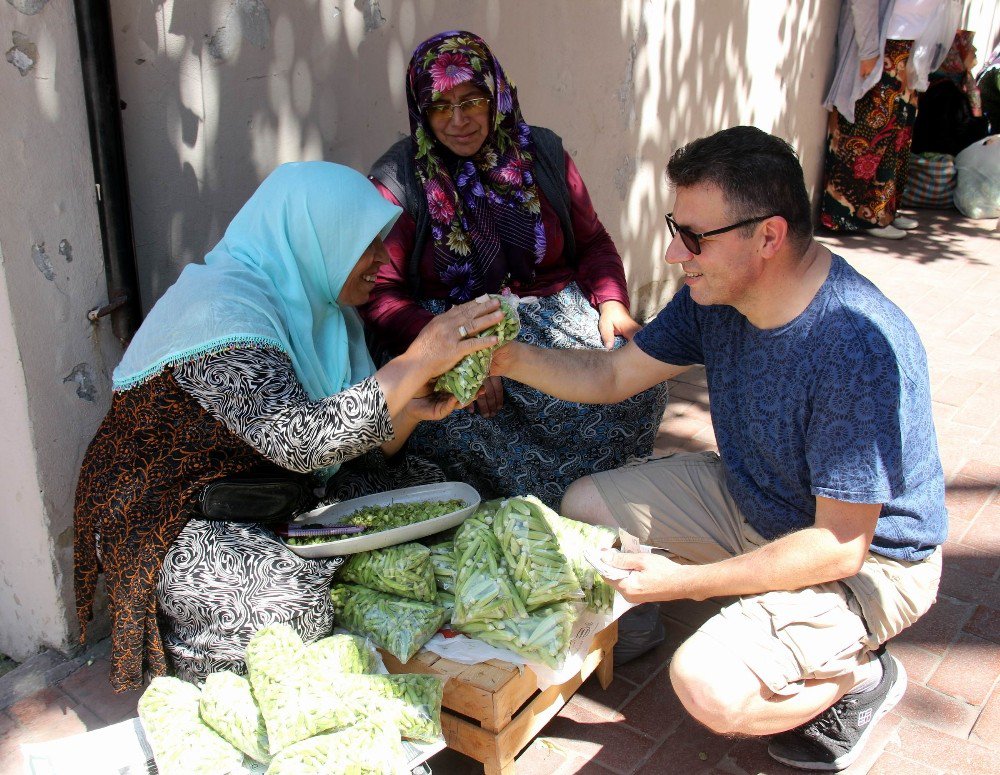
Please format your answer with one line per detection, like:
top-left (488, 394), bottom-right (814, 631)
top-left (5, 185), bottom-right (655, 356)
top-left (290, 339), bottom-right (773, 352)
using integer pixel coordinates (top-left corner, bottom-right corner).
top-left (665, 212), bottom-right (779, 255)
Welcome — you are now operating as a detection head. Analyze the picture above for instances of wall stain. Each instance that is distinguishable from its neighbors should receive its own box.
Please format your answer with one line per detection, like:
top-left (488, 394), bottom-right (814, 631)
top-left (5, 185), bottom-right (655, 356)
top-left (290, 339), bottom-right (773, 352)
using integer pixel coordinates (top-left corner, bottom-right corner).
top-left (359, 0), bottom-right (386, 32)
top-left (618, 5), bottom-right (648, 127)
top-left (58, 239), bottom-right (73, 262)
top-left (5, 31), bottom-right (37, 76)
top-left (31, 242), bottom-right (55, 281)
top-left (614, 154), bottom-right (636, 201)
top-left (63, 364), bottom-right (97, 402)
top-left (7, 0), bottom-right (50, 15)
top-left (207, 0), bottom-right (270, 61)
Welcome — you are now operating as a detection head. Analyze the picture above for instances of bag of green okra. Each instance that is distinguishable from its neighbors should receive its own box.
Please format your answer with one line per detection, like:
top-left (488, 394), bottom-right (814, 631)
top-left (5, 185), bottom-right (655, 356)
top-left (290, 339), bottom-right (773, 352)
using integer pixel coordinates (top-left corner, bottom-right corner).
top-left (434, 292), bottom-right (521, 405)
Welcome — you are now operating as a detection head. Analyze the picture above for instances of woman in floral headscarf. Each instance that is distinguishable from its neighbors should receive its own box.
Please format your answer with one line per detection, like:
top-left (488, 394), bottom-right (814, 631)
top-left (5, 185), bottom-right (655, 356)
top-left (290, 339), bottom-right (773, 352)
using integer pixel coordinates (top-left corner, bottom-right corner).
top-left (363, 30), bottom-right (669, 507)
top-left (912, 30), bottom-right (991, 157)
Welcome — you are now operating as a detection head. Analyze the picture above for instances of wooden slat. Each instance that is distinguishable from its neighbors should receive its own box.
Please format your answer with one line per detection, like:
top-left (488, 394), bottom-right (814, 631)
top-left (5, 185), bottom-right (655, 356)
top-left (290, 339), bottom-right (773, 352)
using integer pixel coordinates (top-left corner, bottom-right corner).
top-left (387, 622), bottom-right (618, 773)
top-left (459, 662), bottom-right (521, 693)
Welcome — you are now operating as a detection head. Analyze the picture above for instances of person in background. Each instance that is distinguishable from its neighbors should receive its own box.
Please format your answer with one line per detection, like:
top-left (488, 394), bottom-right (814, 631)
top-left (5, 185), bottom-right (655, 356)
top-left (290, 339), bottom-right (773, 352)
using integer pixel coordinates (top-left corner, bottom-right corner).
top-left (912, 30), bottom-right (991, 156)
top-left (820, 0), bottom-right (953, 239)
top-left (362, 30), bottom-right (669, 508)
top-left (977, 42), bottom-right (1000, 131)
top-left (492, 127), bottom-right (945, 771)
top-left (74, 162), bottom-right (503, 691)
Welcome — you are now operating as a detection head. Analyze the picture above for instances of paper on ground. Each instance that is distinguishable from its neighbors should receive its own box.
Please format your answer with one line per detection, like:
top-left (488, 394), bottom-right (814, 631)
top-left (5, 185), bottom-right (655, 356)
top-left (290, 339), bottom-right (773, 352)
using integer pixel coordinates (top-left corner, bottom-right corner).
top-left (21, 715), bottom-right (441, 775)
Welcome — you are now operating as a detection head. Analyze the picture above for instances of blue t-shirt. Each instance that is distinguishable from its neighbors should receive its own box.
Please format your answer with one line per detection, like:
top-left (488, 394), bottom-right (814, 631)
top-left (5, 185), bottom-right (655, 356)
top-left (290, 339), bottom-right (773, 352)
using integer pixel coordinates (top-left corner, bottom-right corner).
top-left (634, 254), bottom-right (946, 561)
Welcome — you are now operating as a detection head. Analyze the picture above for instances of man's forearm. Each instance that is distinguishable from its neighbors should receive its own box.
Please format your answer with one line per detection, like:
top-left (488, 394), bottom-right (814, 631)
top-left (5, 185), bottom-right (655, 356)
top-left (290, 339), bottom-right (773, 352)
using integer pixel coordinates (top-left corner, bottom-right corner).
top-left (503, 342), bottom-right (624, 404)
top-left (680, 526), bottom-right (868, 601)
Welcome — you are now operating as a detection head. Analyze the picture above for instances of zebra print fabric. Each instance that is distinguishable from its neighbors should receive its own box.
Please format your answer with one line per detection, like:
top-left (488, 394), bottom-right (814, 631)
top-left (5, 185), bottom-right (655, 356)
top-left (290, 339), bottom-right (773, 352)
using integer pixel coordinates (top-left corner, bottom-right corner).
top-left (159, 346), bottom-right (445, 682)
top-left (172, 347), bottom-right (391, 473)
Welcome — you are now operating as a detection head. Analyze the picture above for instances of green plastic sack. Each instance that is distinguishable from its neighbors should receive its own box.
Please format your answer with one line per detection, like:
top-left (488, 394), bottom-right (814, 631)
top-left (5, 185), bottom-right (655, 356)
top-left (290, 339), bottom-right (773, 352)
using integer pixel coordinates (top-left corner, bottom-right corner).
top-left (452, 516), bottom-right (526, 626)
top-left (425, 537), bottom-right (457, 594)
top-left (338, 673), bottom-right (445, 742)
top-left (529, 496), bottom-right (617, 613)
top-left (341, 542), bottom-right (437, 603)
top-left (300, 633), bottom-right (378, 676)
top-left (330, 583), bottom-right (448, 663)
top-left (494, 497), bottom-right (584, 611)
top-left (458, 603), bottom-right (576, 669)
top-left (434, 293), bottom-right (521, 404)
top-left (244, 625), bottom-right (380, 754)
top-left (199, 671), bottom-right (271, 764)
top-left (138, 676), bottom-right (245, 775)
top-left (264, 721), bottom-right (406, 775)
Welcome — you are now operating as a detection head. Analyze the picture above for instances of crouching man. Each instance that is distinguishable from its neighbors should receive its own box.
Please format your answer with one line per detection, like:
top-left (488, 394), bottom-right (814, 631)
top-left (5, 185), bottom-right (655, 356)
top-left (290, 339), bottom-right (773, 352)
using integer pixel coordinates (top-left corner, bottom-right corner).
top-left (491, 126), bottom-right (945, 771)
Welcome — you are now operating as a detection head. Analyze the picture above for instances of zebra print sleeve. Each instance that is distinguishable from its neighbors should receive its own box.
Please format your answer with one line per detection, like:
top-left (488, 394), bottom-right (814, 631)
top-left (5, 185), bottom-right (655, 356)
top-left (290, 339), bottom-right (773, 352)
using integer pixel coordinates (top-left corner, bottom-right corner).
top-left (172, 347), bottom-right (393, 473)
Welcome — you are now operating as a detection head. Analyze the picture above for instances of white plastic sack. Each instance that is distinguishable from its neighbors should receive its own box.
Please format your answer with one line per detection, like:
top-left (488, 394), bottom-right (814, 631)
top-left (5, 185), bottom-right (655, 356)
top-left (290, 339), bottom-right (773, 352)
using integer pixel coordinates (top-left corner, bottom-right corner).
top-left (954, 136), bottom-right (1000, 219)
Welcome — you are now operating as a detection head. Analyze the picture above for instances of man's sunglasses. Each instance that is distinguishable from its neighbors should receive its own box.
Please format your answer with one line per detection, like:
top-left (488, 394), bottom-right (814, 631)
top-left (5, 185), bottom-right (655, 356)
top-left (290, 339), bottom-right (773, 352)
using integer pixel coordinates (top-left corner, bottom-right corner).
top-left (665, 212), bottom-right (779, 255)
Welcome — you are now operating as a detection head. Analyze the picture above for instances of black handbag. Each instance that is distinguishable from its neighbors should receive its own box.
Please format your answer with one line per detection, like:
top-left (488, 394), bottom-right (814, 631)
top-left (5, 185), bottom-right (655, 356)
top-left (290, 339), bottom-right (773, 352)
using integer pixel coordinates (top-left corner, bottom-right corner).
top-left (197, 477), bottom-right (314, 524)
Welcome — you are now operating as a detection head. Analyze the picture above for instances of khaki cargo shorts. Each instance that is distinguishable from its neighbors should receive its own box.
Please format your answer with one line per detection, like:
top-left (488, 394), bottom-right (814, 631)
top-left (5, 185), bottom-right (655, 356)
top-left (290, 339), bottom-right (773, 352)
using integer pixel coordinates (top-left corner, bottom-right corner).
top-left (590, 451), bottom-right (942, 696)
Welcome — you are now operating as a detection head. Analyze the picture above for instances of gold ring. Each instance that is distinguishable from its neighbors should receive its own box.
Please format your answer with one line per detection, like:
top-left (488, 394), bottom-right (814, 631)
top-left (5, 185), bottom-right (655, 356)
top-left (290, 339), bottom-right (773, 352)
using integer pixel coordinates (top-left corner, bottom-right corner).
top-left (458, 325), bottom-right (469, 338)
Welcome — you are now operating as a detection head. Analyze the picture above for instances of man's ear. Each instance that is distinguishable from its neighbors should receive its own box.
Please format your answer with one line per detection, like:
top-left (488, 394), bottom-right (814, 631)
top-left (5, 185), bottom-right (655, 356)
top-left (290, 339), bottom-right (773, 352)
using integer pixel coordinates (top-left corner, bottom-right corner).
top-left (759, 216), bottom-right (788, 258)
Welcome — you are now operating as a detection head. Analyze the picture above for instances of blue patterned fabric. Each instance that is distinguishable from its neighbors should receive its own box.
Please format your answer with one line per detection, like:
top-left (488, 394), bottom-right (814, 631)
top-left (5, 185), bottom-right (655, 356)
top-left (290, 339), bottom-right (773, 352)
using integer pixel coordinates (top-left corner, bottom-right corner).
top-left (408, 282), bottom-right (670, 507)
top-left (634, 255), bottom-right (946, 561)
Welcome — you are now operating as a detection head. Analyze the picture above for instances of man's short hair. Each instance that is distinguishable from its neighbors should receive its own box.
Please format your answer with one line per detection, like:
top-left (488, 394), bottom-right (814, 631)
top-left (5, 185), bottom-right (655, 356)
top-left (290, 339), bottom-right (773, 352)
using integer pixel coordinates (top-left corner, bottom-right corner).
top-left (666, 126), bottom-right (813, 253)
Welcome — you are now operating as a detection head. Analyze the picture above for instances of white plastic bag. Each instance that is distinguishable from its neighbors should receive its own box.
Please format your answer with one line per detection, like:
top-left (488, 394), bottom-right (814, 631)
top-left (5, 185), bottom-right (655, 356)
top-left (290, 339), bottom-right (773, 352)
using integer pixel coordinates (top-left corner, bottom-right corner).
top-left (954, 136), bottom-right (1000, 219)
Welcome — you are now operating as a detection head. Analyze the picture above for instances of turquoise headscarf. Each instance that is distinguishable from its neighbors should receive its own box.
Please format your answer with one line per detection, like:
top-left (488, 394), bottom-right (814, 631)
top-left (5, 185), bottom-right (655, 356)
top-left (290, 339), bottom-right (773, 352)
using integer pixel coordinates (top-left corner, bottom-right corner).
top-left (113, 162), bottom-right (402, 400)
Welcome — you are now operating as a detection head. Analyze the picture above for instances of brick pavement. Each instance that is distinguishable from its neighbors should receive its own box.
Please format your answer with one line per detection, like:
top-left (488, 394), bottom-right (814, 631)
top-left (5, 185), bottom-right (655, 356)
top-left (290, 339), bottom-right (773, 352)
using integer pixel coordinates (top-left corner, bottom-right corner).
top-left (0, 209), bottom-right (996, 774)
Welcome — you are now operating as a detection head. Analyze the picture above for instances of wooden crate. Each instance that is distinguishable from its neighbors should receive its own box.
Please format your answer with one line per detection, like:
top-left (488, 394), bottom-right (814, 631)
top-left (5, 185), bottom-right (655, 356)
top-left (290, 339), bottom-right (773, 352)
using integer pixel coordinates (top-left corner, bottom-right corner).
top-left (381, 621), bottom-right (617, 775)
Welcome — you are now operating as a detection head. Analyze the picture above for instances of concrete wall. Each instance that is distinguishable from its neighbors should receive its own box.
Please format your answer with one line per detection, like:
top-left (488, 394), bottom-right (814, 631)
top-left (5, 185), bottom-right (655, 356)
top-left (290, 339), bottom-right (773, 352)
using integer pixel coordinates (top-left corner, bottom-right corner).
top-left (0, 0), bottom-right (121, 660)
top-left (110, 0), bottom-right (842, 322)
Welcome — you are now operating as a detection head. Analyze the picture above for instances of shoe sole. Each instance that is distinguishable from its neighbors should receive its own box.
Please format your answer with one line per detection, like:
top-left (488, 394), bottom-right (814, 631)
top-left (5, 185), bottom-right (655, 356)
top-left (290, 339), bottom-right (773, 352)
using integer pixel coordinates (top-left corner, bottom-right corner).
top-left (768, 656), bottom-right (908, 772)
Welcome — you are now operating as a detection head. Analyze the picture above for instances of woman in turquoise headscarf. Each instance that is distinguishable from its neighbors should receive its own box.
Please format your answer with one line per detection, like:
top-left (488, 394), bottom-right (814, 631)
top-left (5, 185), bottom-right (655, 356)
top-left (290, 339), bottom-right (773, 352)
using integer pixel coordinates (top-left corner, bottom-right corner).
top-left (73, 162), bottom-right (503, 691)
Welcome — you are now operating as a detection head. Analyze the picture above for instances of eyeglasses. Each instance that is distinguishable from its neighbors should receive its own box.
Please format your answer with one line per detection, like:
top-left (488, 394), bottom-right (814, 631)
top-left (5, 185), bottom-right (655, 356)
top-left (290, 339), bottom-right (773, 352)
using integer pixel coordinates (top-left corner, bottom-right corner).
top-left (426, 97), bottom-right (490, 121)
top-left (665, 212), bottom-right (778, 255)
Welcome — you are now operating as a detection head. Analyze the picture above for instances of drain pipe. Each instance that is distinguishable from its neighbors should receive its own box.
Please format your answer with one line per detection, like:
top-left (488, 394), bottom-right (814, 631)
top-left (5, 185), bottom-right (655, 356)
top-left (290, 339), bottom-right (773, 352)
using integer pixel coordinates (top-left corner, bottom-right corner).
top-left (73, 0), bottom-right (142, 347)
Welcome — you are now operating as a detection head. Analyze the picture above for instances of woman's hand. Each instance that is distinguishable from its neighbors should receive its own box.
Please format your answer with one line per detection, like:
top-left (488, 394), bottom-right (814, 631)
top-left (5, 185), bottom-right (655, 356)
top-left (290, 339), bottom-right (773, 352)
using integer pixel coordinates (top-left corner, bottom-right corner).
top-left (859, 56), bottom-right (879, 79)
top-left (471, 375), bottom-right (504, 417)
top-left (405, 388), bottom-right (460, 422)
top-left (403, 297), bottom-right (504, 381)
top-left (376, 297), bottom-right (503, 430)
top-left (598, 300), bottom-right (641, 349)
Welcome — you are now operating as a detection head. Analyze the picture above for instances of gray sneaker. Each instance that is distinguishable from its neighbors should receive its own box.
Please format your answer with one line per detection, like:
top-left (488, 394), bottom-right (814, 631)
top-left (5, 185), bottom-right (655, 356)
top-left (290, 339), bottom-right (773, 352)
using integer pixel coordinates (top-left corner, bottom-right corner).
top-left (767, 648), bottom-right (906, 771)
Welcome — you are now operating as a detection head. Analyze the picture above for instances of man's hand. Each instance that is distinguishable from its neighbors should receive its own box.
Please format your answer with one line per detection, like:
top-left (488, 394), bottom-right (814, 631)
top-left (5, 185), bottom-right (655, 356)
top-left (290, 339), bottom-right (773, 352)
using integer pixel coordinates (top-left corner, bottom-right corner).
top-left (600, 550), bottom-right (691, 603)
top-left (470, 375), bottom-right (504, 417)
top-left (598, 300), bottom-right (642, 349)
top-left (487, 341), bottom-right (519, 378)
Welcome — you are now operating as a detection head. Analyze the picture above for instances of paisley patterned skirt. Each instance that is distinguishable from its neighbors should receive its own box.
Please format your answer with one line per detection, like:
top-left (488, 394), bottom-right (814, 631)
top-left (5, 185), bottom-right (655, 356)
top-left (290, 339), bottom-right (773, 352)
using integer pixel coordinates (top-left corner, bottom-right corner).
top-left (156, 453), bottom-right (443, 682)
top-left (409, 282), bottom-right (670, 508)
top-left (820, 39), bottom-right (918, 231)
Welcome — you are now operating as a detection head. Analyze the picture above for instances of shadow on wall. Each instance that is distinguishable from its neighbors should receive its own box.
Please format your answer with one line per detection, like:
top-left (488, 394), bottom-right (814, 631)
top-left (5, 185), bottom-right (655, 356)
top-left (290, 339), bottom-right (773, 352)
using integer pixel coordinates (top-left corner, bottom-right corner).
top-left (107, 0), bottom-right (838, 317)
top-left (619, 0), bottom-right (837, 320)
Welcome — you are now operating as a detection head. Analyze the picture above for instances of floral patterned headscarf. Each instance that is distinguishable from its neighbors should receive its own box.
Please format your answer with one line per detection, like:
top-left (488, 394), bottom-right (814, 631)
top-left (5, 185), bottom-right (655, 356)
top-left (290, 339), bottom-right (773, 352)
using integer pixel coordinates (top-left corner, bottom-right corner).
top-left (932, 30), bottom-right (981, 115)
top-left (406, 30), bottom-right (545, 302)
